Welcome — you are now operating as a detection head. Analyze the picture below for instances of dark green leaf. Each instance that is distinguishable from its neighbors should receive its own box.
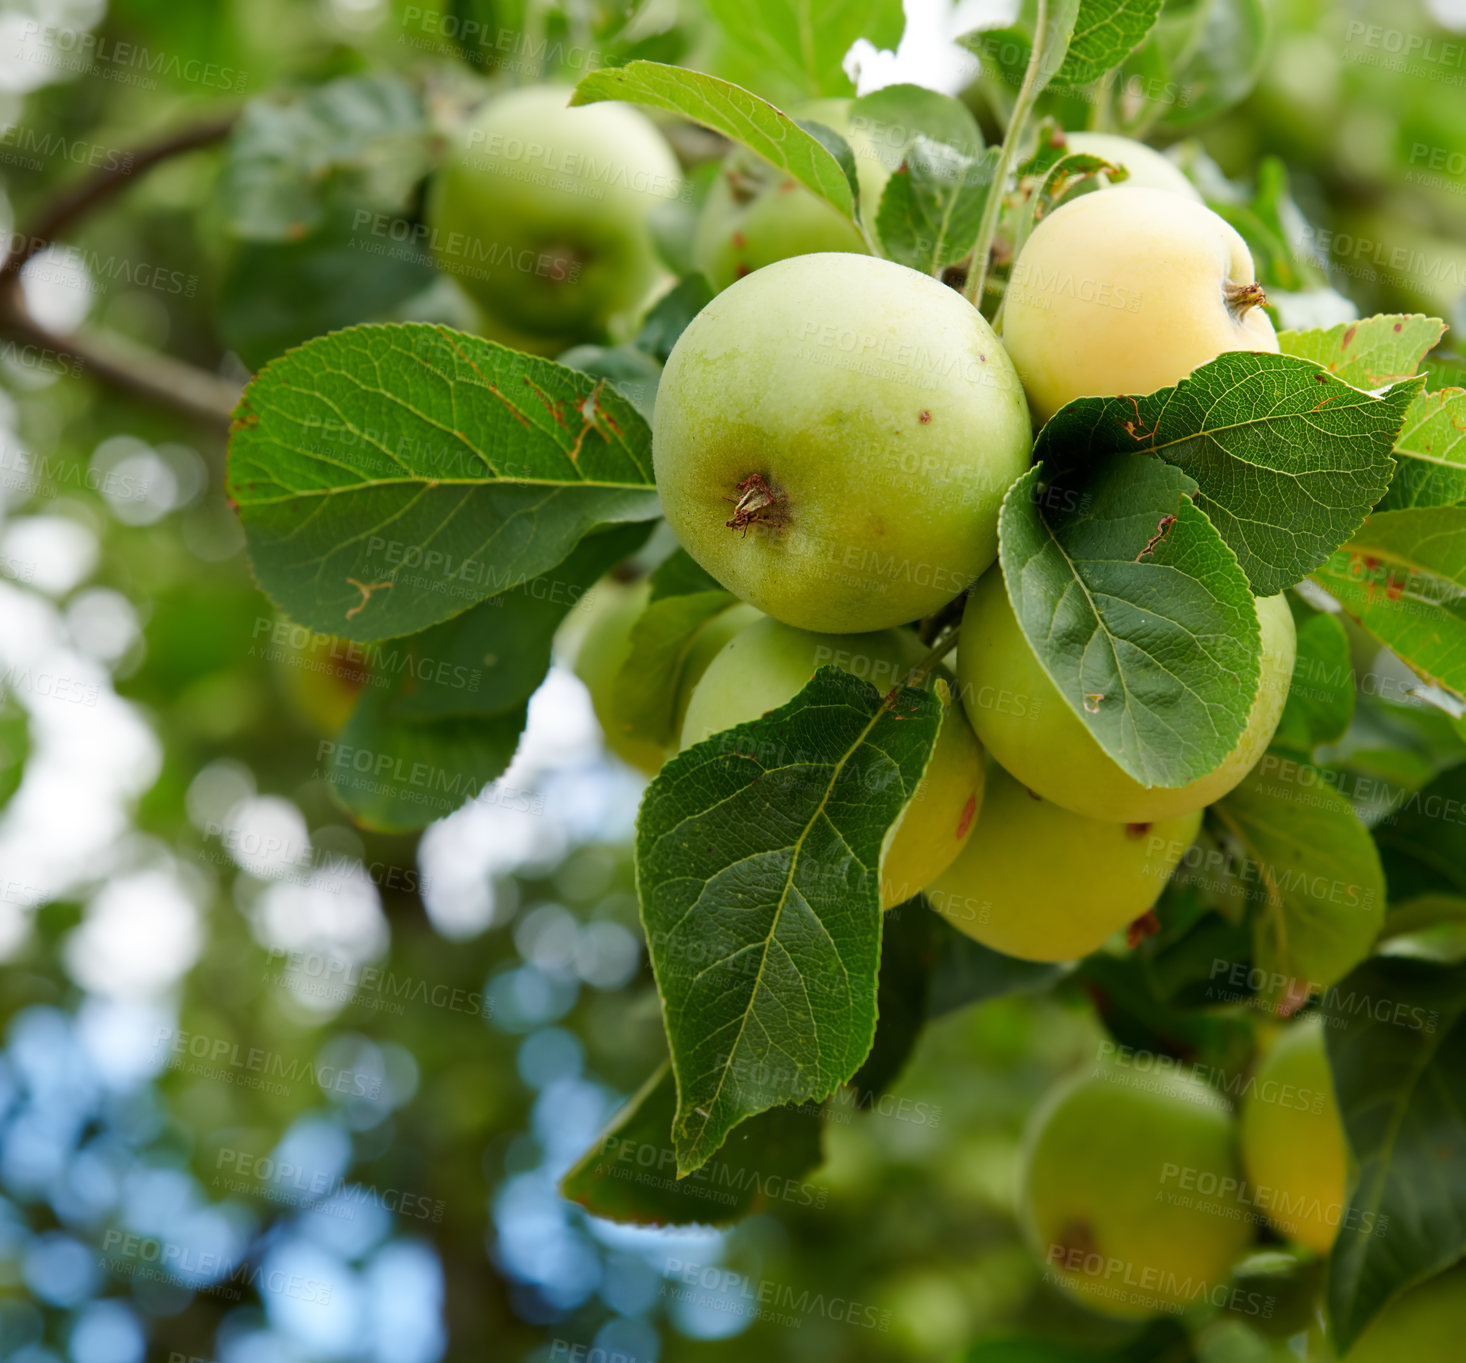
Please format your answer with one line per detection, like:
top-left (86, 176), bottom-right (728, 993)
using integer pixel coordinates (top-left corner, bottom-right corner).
top-left (218, 207), bottom-right (437, 370)
top-left (226, 322), bottom-right (659, 642)
top-left (217, 74), bottom-right (433, 241)
top-left (998, 456), bottom-right (1260, 788)
top-left (876, 141), bottom-right (997, 275)
top-left (1032, 351), bottom-right (1420, 597)
top-left (1324, 955), bottom-right (1466, 1351)
top-left (1273, 612), bottom-right (1354, 754)
top-left (1210, 760), bottom-right (1385, 999)
top-left (636, 667), bottom-right (942, 1173)
top-left (1372, 762), bottom-right (1466, 903)
top-left (634, 274), bottom-right (714, 365)
top-left (560, 1062), bottom-right (824, 1226)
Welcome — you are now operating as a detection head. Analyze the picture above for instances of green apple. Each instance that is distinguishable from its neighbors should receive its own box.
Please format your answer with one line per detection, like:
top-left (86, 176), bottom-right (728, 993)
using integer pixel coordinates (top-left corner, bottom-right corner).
top-left (1060, 131), bottom-right (1203, 201)
top-left (427, 84), bottom-right (681, 351)
top-left (679, 614), bottom-right (984, 909)
top-left (926, 761), bottom-right (1201, 962)
top-left (1340, 1259), bottom-right (1466, 1363)
top-left (1240, 1016), bottom-right (1347, 1255)
top-left (670, 601), bottom-right (763, 739)
top-left (654, 252), bottom-right (1033, 633)
top-left (956, 569), bottom-right (1297, 822)
top-left (690, 99), bottom-right (890, 293)
top-left (1002, 187), bottom-right (1280, 424)
top-left (691, 148), bottom-right (869, 293)
top-left (570, 578), bottom-right (667, 775)
top-left (1020, 1068), bottom-right (1254, 1319)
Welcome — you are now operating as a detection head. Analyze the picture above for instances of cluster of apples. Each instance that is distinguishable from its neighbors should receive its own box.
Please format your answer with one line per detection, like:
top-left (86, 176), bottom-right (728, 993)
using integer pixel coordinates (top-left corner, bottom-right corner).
top-left (540, 109), bottom-right (1298, 967)
top-left (432, 88), bottom-right (1462, 1351)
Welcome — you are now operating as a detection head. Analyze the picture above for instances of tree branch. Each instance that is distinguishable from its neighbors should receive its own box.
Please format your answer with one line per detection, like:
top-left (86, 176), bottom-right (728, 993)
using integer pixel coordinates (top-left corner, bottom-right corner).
top-left (0, 113), bottom-right (242, 428)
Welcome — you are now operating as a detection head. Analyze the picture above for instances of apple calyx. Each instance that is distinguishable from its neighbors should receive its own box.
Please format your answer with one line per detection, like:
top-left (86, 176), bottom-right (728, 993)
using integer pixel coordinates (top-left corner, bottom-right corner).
top-left (725, 472), bottom-right (787, 534)
top-left (1223, 280), bottom-right (1268, 321)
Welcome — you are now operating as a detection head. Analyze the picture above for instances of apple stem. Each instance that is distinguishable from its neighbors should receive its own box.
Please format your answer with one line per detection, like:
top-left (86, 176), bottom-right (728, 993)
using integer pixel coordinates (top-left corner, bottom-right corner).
top-left (1224, 281), bottom-right (1269, 320)
top-left (903, 627), bottom-right (961, 689)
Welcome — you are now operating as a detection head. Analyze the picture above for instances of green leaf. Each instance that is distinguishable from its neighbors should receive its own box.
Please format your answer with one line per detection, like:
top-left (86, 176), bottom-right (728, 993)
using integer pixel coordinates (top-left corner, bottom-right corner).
top-left (703, 0), bottom-right (905, 98)
top-left (848, 84), bottom-right (984, 164)
top-left (1277, 315), bottom-right (1445, 390)
top-left (1378, 387), bottom-right (1466, 512)
top-left (847, 899), bottom-right (939, 1099)
top-left (612, 589), bottom-right (739, 748)
top-left (217, 74), bottom-right (433, 241)
top-left (636, 667), bottom-right (942, 1174)
top-left (876, 141), bottom-right (997, 275)
top-left (226, 322), bottom-right (659, 642)
top-left (1210, 760), bottom-right (1385, 1000)
top-left (325, 694), bottom-right (526, 833)
top-left (923, 905), bottom-right (1064, 1017)
top-left (1372, 762), bottom-right (1466, 904)
top-left (1153, 0), bottom-right (1270, 130)
top-left (1032, 351), bottom-right (1419, 597)
top-left (1050, 0), bottom-right (1163, 89)
top-left (998, 456), bottom-right (1260, 788)
top-left (1324, 955), bottom-right (1466, 1352)
top-left (634, 274), bottom-right (714, 365)
top-left (218, 206), bottom-right (437, 370)
top-left (1310, 507), bottom-right (1466, 702)
top-left (570, 63), bottom-right (855, 218)
top-left (1273, 612), bottom-right (1354, 754)
top-left (559, 1062), bottom-right (824, 1226)
top-left (375, 524), bottom-right (649, 723)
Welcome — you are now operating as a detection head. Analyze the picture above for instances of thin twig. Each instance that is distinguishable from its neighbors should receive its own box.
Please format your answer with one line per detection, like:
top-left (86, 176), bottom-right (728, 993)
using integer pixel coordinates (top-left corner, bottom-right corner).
top-left (0, 113), bottom-right (242, 428)
top-left (964, 0), bottom-right (1051, 312)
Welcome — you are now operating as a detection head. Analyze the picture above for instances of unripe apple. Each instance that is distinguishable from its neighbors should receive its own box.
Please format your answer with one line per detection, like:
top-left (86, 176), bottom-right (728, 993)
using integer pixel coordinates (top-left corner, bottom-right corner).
top-left (1240, 1016), bottom-right (1347, 1255)
top-left (691, 97), bottom-right (888, 293)
top-left (679, 614), bottom-right (984, 909)
top-left (956, 569), bottom-right (1296, 823)
top-left (654, 253), bottom-right (1033, 633)
top-left (670, 601), bottom-right (763, 738)
top-left (926, 761), bottom-right (1201, 962)
top-left (1020, 1068), bottom-right (1254, 1319)
top-left (1059, 131), bottom-right (1203, 201)
top-left (1338, 1259), bottom-right (1466, 1363)
top-left (427, 84), bottom-right (681, 351)
top-left (1002, 187), bottom-right (1280, 424)
top-left (570, 579), bottom-right (667, 775)
top-left (691, 149), bottom-right (868, 294)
